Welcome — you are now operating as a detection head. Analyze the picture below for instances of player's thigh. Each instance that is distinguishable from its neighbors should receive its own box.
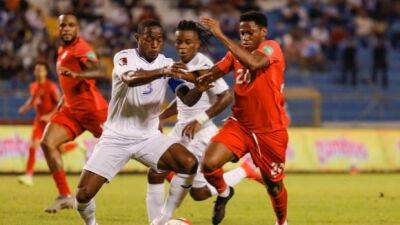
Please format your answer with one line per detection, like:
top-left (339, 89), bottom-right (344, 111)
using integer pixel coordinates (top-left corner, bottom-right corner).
top-left (84, 137), bottom-right (131, 181)
top-left (41, 122), bottom-right (74, 149)
top-left (202, 142), bottom-right (236, 172)
top-left (158, 143), bottom-right (198, 174)
top-left (252, 130), bottom-right (288, 183)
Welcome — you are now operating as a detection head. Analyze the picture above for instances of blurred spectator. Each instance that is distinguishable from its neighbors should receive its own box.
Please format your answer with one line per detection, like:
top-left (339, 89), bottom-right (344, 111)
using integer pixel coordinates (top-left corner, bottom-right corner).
top-left (371, 35), bottom-right (388, 88)
top-left (341, 37), bottom-right (358, 87)
top-left (354, 8), bottom-right (373, 47)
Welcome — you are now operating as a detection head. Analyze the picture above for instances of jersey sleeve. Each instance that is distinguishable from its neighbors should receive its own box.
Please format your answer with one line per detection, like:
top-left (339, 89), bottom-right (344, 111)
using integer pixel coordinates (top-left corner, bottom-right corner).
top-left (29, 83), bottom-right (36, 96)
top-left (113, 50), bottom-right (131, 78)
top-left (216, 51), bottom-right (234, 74)
top-left (73, 41), bottom-right (98, 63)
top-left (257, 40), bottom-right (284, 65)
top-left (187, 54), bottom-right (214, 72)
top-left (207, 78), bottom-right (229, 96)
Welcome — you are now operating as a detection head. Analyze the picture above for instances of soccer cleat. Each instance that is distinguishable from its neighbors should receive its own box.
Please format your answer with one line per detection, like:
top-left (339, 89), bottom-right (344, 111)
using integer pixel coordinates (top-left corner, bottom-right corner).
top-left (212, 186), bottom-right (235, 225)
top-left (18, 174), bottom-right (34, 186)
top-left (150, 215), bottom-right (169, 225)
top-left (240, 157), bottom-right (263, 184)
top-left (44, 195), bottom-right (76, 213)
top-left (275, 221), bottom-right (288, 225)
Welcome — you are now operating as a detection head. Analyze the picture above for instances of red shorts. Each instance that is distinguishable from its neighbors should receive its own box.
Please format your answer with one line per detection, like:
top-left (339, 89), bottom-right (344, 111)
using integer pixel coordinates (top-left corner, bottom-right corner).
top-left (211, 118), bottom-right (288, 182)
top-left (31, 120), bottom-right (47, 140)
top-left (50, 106), bottom-right (107, 139)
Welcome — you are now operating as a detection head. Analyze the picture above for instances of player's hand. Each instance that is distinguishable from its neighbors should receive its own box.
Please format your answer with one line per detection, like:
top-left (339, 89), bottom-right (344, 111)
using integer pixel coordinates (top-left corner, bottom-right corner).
top-left (200, 17), bottom-right (223, 37)
top-left (195, 72), bottom-right (214, 91)
top-left (182, 120), bottom-right (202, 139)
top-left (39, 114), bottom-right (52, 122)
top-left (59, 67), bottom-right (78, 78)
top-left (171, 62), bottom-right (188, 73)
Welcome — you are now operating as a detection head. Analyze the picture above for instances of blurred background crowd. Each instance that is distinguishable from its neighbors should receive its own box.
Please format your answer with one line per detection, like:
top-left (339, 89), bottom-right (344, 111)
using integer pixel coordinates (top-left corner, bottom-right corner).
top-left (1, 0), bottom-right (399, 124)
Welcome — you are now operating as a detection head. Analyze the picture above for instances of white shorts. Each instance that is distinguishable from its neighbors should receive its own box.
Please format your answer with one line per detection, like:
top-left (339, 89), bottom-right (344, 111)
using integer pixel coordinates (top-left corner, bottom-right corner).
top-left (169, 122), bottom-right (219, 188)
top-left (84, 132), bottom-right (178, 181)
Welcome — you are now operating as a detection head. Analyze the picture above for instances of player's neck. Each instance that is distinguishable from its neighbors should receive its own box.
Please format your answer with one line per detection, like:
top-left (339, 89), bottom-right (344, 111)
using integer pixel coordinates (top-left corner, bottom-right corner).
top-left (181, 54), bottom-right (196, 64)
top-left (137, 49), bottom-right (157, 63)
top-left (62, 37), bottom-right (79, 46)
top-left (37, 77), bottom-right (46, 84)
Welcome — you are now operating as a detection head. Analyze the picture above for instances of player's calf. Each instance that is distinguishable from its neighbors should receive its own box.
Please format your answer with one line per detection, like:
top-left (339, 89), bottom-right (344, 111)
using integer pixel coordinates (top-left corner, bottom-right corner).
top-left (190, 187), bottom-right (212, 201)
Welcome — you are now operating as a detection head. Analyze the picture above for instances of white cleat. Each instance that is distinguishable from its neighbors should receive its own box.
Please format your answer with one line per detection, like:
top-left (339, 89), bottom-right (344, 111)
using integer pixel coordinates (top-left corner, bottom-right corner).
top-left (275, 221), bottom-right (288, 225)
top-left (18, 174), bottom-right (33, 186)
top-left (44, 195), bottom-right (76, 213)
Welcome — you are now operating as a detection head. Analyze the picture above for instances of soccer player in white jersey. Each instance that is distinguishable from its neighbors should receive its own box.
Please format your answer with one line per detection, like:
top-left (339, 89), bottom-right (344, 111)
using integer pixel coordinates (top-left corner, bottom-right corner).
top-left (74, 20), bottom-right (205, 225)
top-left (147, 20), bottom-right (263, 225)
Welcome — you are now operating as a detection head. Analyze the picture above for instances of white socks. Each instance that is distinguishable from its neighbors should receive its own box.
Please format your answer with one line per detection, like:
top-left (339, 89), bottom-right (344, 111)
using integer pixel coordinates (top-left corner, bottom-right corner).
top-left (77, 199), bottom-right (96, 225)
top-left (149, 173), bottom-right (194, 225)
top-left (161, 173), bottom-right (194, 221)
top-left (146, 183), bottom-right (165, 223)
top-left (207, 167), bottom-right (247, 196)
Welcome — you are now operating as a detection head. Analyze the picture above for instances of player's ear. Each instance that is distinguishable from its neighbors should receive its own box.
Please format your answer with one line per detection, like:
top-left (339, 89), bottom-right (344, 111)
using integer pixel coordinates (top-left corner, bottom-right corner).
top-left (261, 27), bottom-right (267, 37)
top-left (133, 33), bottom-right (140, 43)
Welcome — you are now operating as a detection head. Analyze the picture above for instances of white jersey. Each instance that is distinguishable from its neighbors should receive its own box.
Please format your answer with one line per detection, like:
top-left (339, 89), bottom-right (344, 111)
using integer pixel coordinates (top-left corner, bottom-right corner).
top-left (176, 53), bottom-right (229, 125)
top-left (103, 49), bottom-right (184, 139)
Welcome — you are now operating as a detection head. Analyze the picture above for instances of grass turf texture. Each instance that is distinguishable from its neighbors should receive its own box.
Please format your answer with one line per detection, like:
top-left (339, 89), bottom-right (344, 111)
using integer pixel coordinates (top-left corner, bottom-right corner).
top-left (1, 174), bottom-right (399, 225)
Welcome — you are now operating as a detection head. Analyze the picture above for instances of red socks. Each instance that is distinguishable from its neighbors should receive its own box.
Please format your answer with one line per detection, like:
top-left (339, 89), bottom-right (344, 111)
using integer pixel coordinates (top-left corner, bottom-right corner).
top-left (52, 170), bottom-right (71, 196)
top-left (203, 168), bottom-right (228, 194)
top-left (269, 185), bottom-right (288, 225)
top-left (26, 147), bottom-right (36, 175)
top-left (166, 171), bottom-right (175, 182)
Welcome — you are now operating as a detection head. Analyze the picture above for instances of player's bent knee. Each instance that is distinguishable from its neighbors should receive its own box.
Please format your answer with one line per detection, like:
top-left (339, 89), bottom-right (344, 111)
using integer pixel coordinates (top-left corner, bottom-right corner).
top-left (182, 155), bottom-right (198, 175)
top-left (201, 159), bottom-right (219, 173)
top-left (266, 180), bottom-right (283, 196)
top-left (40, 138), bottom-right (53, 153)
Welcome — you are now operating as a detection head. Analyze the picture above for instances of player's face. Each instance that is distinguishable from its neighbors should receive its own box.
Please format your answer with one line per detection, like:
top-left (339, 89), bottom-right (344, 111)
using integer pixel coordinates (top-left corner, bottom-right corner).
top-left (58, 15), bottom-right (79, 44)
top-left (175, 30), bottom-right (200, 63)
top-left (239, 21), bottom-right (266, 51)
top-left (137, 26), bottom-right (163, 61)
top-left (34, 64), bottom-right (47, 80)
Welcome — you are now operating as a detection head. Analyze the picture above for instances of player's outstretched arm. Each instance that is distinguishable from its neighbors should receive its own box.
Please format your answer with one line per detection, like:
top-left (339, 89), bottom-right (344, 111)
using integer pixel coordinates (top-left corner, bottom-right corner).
top-left (121, 67), bottom-right (170, 87)
top-left (59, 61), bottom-right (107, 79)
top-left (18, 97), bottom-right (33, 115)
top-left (195, 66), bottom-right (225, 90)
top-left (200, 17), bottom-right (269, 72)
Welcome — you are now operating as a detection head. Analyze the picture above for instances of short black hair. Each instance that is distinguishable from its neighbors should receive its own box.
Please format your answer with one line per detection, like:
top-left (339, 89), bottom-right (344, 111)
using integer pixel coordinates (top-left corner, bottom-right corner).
top-left (35, 60), bottom-right (50, 72)
top-left (176, 20), bottom-right (212, 46)
top-left (137, 19), bottom-right (162, 34)
top-left (240, 11), bottom-right (268, 28)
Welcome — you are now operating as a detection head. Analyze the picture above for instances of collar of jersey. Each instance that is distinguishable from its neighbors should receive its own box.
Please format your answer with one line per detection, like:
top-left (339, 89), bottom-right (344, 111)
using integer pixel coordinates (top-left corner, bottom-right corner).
top-left (134, 49), bottom-right (159, 64)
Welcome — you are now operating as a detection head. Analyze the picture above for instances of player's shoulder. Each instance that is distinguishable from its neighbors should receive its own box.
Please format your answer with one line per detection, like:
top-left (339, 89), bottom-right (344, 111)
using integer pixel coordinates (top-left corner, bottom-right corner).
top-left (76, 37), bottom-right (92, 48)
top-left (194, 52), bottom-right (214, 66)
top-left (29, 81), bottom-right (38, 89)
top-left (261, 40), bottom-right (281, 50)
top-left (113, 48), bottom-right (135, 64)
top-left (157, 52), bottom-right (174, 65)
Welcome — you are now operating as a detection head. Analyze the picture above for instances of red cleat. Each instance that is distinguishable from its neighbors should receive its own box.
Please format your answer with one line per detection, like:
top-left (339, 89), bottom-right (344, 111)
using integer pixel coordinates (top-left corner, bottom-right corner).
top-left (240, 156), bottom-right (263, 184)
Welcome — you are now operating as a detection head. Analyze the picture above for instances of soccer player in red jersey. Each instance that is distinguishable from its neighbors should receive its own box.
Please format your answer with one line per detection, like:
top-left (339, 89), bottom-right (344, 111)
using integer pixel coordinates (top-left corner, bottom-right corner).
top-left (40, 14), bottom-right (108, 213)
top-left (17, 62), bottom-right (60, 186)
top-left (196, 11), bottom-right (289, 225)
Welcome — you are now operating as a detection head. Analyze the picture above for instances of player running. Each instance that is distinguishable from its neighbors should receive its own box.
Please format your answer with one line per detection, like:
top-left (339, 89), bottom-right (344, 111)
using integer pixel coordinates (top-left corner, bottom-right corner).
top-left (146, 20), bottom-right (263, 224)
top-left (75, 20), bottom-right (204, 225)
top-left (196, 11), bottom-right (289, 225)
top-left (17, 62), bottom-right (58, 186)
top-left (40, 14), bottom-right (108, 213)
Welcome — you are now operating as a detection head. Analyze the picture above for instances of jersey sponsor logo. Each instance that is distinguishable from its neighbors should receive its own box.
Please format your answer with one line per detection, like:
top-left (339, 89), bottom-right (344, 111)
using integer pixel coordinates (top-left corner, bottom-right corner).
top-left (118, 57), bottom-right (128, 66)
top-left (263, 45), bottom-right (274, 55)
top-left (235, 68), bottom-right (252, 84)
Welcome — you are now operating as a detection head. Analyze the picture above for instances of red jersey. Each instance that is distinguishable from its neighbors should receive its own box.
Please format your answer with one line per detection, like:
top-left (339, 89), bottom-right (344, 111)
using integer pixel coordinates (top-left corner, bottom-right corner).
top-left (216, 40), bottom-right (289, 133)
top-left (56, 37), bottom-right (108, 111)
top-left (29, 79), bottom-right (59, 119)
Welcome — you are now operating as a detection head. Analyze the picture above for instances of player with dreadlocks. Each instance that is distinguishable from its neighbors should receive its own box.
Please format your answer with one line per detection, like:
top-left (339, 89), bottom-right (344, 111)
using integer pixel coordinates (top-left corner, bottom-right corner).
top-left (147, 20), bottom-right (263, 225)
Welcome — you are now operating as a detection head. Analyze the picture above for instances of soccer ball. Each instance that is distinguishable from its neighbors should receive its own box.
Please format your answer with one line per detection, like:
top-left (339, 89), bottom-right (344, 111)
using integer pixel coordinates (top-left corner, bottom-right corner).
top-left (165, 218), bottom-right (192, 225)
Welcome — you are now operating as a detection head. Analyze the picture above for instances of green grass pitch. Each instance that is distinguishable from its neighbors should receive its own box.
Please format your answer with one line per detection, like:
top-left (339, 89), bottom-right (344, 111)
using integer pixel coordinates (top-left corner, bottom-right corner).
top-left (1, 174), bottom-right (399, 225)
